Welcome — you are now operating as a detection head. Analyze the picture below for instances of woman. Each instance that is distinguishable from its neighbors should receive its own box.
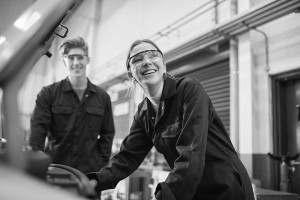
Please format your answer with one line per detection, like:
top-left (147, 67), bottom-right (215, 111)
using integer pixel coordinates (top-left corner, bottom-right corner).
top-left (87, 39), bottom-right (255, 200)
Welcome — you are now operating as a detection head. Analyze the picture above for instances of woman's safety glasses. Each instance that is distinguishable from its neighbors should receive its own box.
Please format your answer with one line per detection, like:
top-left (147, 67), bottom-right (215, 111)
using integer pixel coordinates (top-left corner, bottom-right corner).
top-left (129, 50), bottom-right (162, 69)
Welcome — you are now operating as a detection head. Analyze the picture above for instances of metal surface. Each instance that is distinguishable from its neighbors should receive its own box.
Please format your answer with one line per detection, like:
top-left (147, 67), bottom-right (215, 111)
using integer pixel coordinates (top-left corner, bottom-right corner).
top-left (0, 0), bottom-right (82, 170)
top-left (0, 1), bottom-right (94, 199)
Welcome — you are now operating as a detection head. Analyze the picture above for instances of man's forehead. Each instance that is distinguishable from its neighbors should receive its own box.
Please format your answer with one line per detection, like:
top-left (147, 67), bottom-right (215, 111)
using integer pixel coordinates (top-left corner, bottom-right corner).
top-left (67, 48), bottom-right (85, 55)
top-left (130, 43), bottom-right (157, 57)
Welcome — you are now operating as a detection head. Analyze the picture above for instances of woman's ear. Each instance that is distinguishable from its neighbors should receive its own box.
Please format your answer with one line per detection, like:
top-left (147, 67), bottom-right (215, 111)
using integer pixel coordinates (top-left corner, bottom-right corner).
top-left (127, 71), bottom-right (133, 79)
top-left (163, 62), bottom-right (167, 74)
top-left (62, 58), bottom-right (66, 66)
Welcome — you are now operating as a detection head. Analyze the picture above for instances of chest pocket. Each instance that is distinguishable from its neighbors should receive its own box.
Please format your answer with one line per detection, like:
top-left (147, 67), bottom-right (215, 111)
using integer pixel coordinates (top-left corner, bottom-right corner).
top-left (86, 106), bottom-right (104, 131)
top-left (156, 119), bottom-right (181, 154)
top-left (51, 105), bottom-right (73, 135)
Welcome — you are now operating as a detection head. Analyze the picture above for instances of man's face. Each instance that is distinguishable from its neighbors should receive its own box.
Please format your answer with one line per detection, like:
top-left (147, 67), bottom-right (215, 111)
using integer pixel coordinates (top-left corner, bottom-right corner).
top-left (63, 48), bottom-right (89, 78)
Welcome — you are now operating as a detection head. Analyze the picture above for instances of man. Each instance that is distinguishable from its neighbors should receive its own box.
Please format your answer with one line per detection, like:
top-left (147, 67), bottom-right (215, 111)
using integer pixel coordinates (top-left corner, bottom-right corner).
top-left (29, 37), bottom-right (115, 175)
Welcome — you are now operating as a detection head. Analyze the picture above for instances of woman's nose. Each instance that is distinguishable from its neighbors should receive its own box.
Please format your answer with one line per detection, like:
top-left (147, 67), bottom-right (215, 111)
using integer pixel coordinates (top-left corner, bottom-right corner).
top-left (142, 56), bottom-right (152, 65)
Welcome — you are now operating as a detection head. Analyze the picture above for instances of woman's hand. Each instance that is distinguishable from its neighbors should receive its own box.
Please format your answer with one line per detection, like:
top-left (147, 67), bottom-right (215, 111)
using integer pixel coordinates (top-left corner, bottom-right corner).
top-left (88, 179), bottom-right (98, 189)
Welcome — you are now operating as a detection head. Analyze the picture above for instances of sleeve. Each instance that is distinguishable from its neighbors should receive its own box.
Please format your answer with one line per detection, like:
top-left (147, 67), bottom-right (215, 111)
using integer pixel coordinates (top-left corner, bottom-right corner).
top-left (155, 79), bottom-right (210, 200)
top-left (88, 112), bottom-right (153, 191)
top-left (29, 87), bottom-right (52, 151)
top-left (97, 94), bottom-right (115, 167)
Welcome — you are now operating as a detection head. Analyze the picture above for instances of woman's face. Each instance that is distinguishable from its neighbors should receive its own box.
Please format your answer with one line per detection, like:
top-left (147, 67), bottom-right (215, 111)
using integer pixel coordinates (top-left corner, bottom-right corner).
top-left (129, 42), bottom-right (166, 90)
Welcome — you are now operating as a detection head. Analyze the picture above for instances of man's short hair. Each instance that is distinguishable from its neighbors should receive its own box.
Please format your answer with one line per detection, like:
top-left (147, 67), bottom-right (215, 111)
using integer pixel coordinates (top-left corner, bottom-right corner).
top-left (59, 37), bottom-right (89, 56)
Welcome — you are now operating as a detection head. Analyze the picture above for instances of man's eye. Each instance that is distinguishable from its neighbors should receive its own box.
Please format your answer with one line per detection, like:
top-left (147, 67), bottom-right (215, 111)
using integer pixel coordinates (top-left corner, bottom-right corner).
top-left (68, 56), bottom-right (75, 60)
top-left (77, 56), bottom-right (84, 60)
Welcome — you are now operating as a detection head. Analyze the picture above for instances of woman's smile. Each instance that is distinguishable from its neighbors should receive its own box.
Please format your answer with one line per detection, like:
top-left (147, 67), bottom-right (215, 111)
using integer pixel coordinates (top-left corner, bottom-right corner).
top-left (141, 68), bottom-right (157, 76)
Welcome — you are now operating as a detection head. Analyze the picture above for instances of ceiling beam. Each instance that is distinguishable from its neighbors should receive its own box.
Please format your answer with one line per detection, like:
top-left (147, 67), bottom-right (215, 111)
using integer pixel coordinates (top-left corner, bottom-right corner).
top-left (164, 0), bottom-right (300, 63)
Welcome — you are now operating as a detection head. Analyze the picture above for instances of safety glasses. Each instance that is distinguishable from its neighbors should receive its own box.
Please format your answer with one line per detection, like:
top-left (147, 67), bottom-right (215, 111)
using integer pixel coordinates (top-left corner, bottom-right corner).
top-left (63, 54), bottom-right (87, 63)
top-left (129, 50), bottom-right (162, 68)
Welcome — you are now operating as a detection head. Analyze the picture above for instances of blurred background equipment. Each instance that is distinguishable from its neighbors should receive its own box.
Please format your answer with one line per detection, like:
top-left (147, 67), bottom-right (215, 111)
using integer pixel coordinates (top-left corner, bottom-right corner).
top-left (0, 0), bottom-right (97, 199)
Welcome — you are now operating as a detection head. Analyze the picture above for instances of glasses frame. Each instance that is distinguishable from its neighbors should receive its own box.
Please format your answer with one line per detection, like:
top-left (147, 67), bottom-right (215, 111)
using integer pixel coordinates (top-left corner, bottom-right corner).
top-left (129, 50), bottom-right (163, 68)
top-left (63, 54), bottom-right (88, 63)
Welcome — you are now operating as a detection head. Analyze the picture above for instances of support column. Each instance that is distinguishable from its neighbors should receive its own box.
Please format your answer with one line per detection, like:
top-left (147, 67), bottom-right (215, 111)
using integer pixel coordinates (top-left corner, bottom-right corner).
top-left (229, 0), bottom-right (239, 152)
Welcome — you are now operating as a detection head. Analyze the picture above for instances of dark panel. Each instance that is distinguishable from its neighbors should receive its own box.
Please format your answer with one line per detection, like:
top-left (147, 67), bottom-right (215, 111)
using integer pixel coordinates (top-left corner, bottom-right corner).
top-left (180, 60), bottom-right (230, 134)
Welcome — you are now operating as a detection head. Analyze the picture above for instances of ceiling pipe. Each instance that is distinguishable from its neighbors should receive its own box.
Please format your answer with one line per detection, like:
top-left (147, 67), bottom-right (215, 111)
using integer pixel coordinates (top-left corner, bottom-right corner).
top-left (165, 0), bottom-right (300, 63)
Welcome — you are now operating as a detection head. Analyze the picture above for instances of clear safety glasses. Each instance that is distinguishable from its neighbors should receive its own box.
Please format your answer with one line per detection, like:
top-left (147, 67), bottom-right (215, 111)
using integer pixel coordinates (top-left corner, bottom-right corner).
top-left (129, 50), bottom-right (162, 69)
top-left (63, 54), bottom-right (87, 63)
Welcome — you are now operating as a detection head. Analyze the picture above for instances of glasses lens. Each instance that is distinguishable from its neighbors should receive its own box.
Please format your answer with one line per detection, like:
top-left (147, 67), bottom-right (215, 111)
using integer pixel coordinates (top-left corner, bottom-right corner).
top-left (147, 50), bottom-right (161, 61)
top-left (131, 54), bottom-right (143, 67)
top-left (130, 50), bottom-right (161, 68)
top-left (64, 54), bottom-right (86, 62)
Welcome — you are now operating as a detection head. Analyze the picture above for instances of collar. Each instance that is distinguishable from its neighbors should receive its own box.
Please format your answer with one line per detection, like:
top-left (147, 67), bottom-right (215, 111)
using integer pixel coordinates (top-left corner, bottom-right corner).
top-left (62, 77), bottom-right (97, 93)
top-left (141, 76), bottom-right (177, 111)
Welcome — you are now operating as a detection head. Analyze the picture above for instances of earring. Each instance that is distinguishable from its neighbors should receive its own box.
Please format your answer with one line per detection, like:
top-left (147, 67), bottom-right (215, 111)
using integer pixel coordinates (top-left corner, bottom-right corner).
top-left (163, 73), bottom-right (167, 80)
top-left (132, 77), bottom-right (137, 84)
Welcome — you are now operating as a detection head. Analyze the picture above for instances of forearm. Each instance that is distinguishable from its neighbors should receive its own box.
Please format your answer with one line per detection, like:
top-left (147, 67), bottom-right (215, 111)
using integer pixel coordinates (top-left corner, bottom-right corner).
top-left (29, 88), bottom-right (51, 151)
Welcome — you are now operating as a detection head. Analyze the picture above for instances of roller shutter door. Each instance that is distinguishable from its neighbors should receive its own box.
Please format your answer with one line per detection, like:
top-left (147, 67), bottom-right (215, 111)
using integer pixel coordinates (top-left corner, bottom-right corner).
top-left (179, 60), bottom-right (230, 134)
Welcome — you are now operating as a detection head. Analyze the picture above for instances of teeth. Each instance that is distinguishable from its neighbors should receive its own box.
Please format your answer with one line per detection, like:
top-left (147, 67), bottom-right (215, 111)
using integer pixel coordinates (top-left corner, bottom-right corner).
top-left (143, 69), bottom-right (156, 75)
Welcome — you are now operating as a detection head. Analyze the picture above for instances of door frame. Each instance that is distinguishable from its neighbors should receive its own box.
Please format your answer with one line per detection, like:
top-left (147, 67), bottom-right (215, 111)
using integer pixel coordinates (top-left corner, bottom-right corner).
top-left (272, 69), bottom-right (300, 191)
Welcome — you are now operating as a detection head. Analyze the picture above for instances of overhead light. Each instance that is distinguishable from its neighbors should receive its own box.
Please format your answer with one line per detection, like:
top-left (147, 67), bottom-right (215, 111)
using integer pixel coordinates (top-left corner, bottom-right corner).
top-left (0, 36), bottom-right (6, 46)
top-left (13, 10), bottom-right (41, 31)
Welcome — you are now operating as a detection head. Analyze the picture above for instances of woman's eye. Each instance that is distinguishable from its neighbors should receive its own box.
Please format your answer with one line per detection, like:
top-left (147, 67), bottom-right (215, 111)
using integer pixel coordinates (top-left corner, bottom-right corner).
top-left (132, 57), bottom-right (142, 63)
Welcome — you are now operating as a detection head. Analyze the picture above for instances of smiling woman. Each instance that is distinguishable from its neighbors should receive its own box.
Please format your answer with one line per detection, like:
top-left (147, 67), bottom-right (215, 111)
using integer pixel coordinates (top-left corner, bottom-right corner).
top-left (126, 40), bottom-right (167, 98)
top-left (86, 39), bottom-right (255, 200)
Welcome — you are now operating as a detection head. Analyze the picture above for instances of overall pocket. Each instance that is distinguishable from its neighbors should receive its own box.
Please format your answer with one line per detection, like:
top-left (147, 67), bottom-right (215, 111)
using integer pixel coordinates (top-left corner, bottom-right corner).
top-left (86, 106), bottom-right (104, 131)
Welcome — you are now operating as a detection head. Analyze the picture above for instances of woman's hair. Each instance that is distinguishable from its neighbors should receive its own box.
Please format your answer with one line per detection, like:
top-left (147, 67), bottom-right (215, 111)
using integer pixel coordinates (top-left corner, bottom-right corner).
top-left (59, 36), bottom-right (89, 56)
top-left (126, 39), bottom-right (163, 71)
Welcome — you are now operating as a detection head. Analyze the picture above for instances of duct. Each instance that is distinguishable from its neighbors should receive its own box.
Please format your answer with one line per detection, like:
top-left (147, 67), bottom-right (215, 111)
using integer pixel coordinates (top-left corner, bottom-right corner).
top-left (243, 23), bottom-right (270, 72)
top-left (165, 0), bottom-right (300, 63)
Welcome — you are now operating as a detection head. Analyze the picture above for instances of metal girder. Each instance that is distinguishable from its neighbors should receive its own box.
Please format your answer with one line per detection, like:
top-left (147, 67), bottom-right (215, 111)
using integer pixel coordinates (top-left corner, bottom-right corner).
top-left (165, 0), bottom-right (300, 63)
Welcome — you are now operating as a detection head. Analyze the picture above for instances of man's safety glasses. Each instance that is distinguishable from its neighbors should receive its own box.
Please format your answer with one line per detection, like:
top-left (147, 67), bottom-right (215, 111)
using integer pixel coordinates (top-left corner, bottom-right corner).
top-left (129, 50), bottom-right (162, 68)
top-left (63, 54), bottom-right (87, 63)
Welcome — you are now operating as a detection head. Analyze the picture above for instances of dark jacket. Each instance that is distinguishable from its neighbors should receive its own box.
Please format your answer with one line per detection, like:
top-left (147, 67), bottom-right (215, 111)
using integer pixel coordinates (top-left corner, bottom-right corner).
top-left (90, 77), bottom-right (254, 200)
top-left (30, 77), bottom-right (115, 173)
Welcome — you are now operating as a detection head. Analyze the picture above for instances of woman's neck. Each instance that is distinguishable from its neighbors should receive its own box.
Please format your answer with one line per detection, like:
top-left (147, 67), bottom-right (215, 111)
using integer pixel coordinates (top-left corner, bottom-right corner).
top-left (144, 81), bottom-right (163, 97)
top-left (146, 81), bottom-right (164, 104)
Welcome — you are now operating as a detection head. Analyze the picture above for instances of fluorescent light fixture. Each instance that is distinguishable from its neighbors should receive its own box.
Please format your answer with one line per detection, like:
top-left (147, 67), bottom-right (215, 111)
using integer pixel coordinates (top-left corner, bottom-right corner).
top-left (0, 36), bottom-right (6, 45)
top-left (13, 11), bottom-right (41, 31)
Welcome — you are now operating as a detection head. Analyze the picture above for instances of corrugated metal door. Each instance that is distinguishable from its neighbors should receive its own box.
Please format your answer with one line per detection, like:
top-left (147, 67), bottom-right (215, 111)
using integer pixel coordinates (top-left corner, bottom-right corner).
top-left (179, 60), bottom-right (230, 134)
